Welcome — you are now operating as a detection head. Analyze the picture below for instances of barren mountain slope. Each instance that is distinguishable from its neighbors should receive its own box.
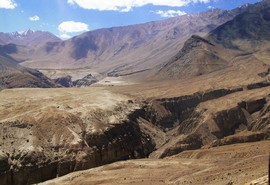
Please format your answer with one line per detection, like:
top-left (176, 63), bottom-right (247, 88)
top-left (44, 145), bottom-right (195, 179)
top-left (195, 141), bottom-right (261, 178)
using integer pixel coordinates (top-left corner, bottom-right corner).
top-left (17, 7), bottom-right (247, 77)
top-left (0, 54), bottom-right (56, 89)
top-left (157, 0), bottom-right (270, 80)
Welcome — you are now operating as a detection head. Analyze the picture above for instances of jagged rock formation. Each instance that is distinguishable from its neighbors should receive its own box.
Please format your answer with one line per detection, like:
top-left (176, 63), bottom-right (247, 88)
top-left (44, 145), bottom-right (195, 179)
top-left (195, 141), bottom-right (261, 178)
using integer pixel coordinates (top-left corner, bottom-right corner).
top-left (0, 29), bottom-right (61, 46)
top-left (72, 74), bottom-right (98, 87)
top-left (53, 74), bottom-right (98, 87)
top-left (53, 76), bottom-right (73, 87)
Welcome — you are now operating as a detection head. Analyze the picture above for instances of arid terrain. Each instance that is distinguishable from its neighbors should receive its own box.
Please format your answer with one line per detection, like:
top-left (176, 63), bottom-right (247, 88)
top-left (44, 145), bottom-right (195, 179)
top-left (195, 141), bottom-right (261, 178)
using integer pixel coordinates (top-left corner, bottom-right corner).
top-left (0, 74), bottom-right (269, 184)
top-left (0, 0), bottom-right (270, 185)
top-left (41, 140), bottom-right (270, 185)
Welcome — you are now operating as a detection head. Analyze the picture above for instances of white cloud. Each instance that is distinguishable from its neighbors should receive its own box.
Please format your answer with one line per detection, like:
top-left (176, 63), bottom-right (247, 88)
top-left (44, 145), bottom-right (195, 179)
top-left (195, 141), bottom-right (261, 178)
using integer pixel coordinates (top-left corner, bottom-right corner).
top-left (59, 33), bottom-right (72, 39)
top-left (58, 21), bottom-right (89, 33)
top-left (0, 0), bottom-right (17, 9)
top-left (29, 15), bottom-right (40, 21)
top-left (67, 0), bottom-right (212, 12)
top-left (154, 10), bottom-right (187, 17)
top-left (207, 5), bottom-right (214, 9)
top-left (200, 0), bottom-right (210, 3)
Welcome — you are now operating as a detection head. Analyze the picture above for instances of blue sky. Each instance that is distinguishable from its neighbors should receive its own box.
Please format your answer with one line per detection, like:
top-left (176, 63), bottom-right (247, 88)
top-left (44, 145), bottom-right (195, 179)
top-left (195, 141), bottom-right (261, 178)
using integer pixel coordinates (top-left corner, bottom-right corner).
top-left (0, 0), bottom-right (261, 39)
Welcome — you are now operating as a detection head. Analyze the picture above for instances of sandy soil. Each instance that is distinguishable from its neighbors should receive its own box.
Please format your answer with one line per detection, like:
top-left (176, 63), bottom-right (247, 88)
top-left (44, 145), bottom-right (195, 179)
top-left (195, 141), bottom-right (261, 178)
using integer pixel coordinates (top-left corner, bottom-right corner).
top-left (41, 140), bottom-right (270, 185)
top-left (1, 53), bottom-right (269, 184)
top-left (0, 87), bottom-right (138, 122)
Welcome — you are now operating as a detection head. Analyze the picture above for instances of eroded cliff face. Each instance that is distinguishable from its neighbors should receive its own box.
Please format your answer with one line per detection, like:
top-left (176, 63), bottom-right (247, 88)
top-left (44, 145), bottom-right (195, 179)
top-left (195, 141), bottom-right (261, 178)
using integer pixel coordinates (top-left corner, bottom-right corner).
top-left (0, 86), bottom-right (269, 184)
top-left (0, 108), bottom-right (155, 185)
top-left (141, 86), bottom-right (270, 159)
top-left (0, 89), bottom-right (154, 185)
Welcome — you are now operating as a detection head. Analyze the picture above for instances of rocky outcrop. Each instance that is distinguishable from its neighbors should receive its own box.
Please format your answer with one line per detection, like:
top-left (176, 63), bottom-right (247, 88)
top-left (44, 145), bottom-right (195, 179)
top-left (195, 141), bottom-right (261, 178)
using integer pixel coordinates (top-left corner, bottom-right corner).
top-left (145, 88), bottom-right (243, 130)
top-left (0, 105), bottom-right (154, 185)
top-left (53, 76), bottom-right (73, 87)
top-left (210, 131), bottom-right (267, 147)
top-left (144, 88), bottom-right (270, 158)
top-left (72, 74), bottom-right (98, 87)
top-left (53, 74), bottom-right (98, 88)
top-left (212, 106), bottom-right (248, 138)
top-left (251, 100), bottom-right (270, 132)
top-left (158, 134), bottom-right (203, 158)
top-left (258, 68), bottom-right (270, 78)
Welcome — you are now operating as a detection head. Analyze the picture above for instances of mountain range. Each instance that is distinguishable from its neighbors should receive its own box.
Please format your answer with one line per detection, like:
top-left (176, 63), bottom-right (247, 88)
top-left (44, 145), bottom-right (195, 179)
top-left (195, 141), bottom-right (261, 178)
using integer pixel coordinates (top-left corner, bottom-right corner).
top-left (0, 5), bottom-right (250, 78)
top-left (0, 0), bottom-right (269, 87)
top-left (157, 0), bottom-right (270, 80)
top-left (0, 29), bottom-right (61, 46)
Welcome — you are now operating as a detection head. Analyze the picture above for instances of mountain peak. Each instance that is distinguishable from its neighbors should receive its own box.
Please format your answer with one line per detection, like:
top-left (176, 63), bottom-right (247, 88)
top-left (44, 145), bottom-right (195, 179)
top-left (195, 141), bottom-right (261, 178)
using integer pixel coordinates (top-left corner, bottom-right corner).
top-left (22, 29), bottom-right (35, 35)
top-left (0, 29), bottom-right (61, 46)
top-left (14, 29), bottom-right (37, 36)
